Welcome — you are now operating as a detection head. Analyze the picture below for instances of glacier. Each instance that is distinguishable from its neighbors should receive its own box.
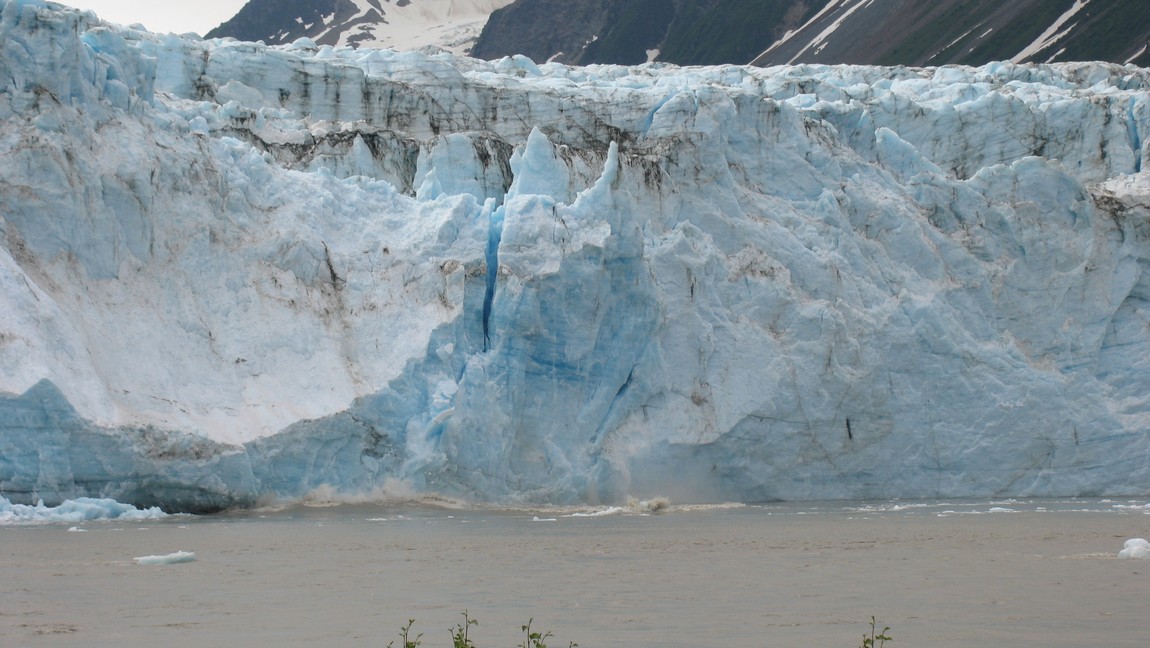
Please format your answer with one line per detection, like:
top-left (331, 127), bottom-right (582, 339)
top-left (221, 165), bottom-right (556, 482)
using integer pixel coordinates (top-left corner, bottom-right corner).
top-left (1, 0), bottom-right (1150, 512)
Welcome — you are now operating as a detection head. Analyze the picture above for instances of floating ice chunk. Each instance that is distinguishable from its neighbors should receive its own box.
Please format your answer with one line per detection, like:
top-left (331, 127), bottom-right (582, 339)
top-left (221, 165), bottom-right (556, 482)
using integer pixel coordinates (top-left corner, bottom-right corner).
top-left (0, 496), bottom-right (168, 525)
top-left (1117, 538), bottom-right (1150, 559)
top-left (67, 526), bottom-right (87, 532)
top-left (532, 516), bottom-right (558, 522)
top-left (1111, 502), bottom-right (1150, 512)
top-left (134, 551), bottom-right (197, 565)
top-left (570, 507), bottom-right (625, 518)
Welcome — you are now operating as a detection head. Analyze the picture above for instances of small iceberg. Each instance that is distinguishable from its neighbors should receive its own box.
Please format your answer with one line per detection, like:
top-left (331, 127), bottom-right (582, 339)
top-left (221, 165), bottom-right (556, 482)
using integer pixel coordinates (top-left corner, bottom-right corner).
top-left (1, 496), bottom-right (168, 524)
top-left (134, 551), bottom-right (197, 565)
top-left (570, 506), bottom-right (624, 518)
top-left (1117, 538), bottom-right (1150, 559)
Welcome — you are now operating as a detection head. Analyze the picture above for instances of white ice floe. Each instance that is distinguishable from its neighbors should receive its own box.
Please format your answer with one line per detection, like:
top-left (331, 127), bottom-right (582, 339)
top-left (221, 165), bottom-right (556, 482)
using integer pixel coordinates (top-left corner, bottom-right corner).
top-left (0, 496), bottom-right (168, 525)
top-left (569, 507), bottom-right (625, 518)
top-left (1117, 538), bottom-right (1150, 559)
top-left (134, 551), bottom-right (197, 565)
top-left (1111, 502), bottom-right (1150, 512)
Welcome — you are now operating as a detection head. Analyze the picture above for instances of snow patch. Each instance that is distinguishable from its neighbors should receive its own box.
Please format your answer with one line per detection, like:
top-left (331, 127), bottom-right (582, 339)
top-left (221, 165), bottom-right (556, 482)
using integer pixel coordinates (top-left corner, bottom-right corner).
top-left (1126, 45), bottom-right (1148, 65)
top-left (785, 0), bottom-right (873, 64)
top-left (753, 0), bottom-right (848, 61)
top-left (1012, 0), bottom-right (1091, 63)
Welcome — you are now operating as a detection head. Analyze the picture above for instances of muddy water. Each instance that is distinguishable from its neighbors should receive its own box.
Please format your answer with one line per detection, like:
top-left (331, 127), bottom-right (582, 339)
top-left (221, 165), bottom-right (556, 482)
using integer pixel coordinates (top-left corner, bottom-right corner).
top-left (2, 500), bottom-right (1147, 647)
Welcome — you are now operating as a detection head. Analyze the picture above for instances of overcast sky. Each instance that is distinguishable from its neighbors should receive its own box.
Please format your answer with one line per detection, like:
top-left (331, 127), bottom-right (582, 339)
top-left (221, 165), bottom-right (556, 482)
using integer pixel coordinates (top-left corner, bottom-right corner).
top-left (63, 1), bottom-right (248, 36)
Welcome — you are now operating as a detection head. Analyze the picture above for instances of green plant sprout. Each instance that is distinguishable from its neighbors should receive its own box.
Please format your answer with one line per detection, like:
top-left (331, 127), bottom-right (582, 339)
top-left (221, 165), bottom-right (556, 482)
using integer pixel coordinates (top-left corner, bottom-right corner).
top-left (450, 610), bottom-right (478, 648)
top-left (519, 617), bottom-right (577, 648)
top-left (387, 618), bottom-right (422, 648)
top-left (391, 612), bottom-right (884, 647)
top-left (860, 616), bottom-right (892, 648)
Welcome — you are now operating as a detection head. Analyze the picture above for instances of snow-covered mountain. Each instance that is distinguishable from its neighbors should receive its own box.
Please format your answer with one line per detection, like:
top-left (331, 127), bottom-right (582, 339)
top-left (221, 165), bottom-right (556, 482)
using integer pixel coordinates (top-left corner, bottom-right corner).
top-left (206, 0), bottom-right (1150, 67)
top-left (2, 1), bottom-right (1150, 511)
top-left (205, 0), bottom-right (514, 54)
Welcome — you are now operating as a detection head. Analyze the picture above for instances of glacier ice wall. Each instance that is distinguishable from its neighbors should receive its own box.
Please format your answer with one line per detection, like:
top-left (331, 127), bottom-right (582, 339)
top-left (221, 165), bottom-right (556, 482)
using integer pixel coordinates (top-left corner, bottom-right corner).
top-left (2, 0), bottom-right (1150, 510)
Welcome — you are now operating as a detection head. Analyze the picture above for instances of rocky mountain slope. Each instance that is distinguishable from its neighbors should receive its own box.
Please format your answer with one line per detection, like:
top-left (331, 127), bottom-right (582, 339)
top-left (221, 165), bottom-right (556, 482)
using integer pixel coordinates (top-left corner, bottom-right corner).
top-left (751, 0), bottom-right (1150, 66)
top-left (472, 0), bottom-right (1150, 66)
top-left (207, 0), bottom-right (1150, 66)
top-left (469, 0), bottom-right (820, 65)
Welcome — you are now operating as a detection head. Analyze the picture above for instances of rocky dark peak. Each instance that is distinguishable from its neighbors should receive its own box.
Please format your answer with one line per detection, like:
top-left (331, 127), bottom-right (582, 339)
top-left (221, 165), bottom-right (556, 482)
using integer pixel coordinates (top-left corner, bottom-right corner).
top-left (205, 0), bottom-right (360, 44)
top-left (468, 0), bottom-right (616, 63)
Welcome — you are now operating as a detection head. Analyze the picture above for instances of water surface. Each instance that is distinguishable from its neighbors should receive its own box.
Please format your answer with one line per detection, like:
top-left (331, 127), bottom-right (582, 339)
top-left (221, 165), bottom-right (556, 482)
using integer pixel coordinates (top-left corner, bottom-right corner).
top-left (2, 498), bottom-right (1147, 646)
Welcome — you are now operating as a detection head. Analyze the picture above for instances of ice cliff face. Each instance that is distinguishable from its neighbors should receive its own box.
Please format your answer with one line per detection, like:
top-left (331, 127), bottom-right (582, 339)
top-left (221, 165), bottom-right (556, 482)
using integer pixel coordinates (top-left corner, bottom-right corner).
top-left (2, 0), bottom-right (1149, 511)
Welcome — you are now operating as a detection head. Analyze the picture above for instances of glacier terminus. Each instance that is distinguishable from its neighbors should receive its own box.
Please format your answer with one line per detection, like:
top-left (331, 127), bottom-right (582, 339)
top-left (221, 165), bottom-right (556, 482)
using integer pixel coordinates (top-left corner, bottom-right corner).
top-left (1, 0), bottom-right (1149, 512)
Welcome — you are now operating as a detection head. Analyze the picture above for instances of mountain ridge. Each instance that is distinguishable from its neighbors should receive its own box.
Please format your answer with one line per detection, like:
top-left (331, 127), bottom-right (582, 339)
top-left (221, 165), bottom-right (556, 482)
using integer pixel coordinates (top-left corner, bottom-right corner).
top-left (206, 0), bottom-right (1150, 67)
